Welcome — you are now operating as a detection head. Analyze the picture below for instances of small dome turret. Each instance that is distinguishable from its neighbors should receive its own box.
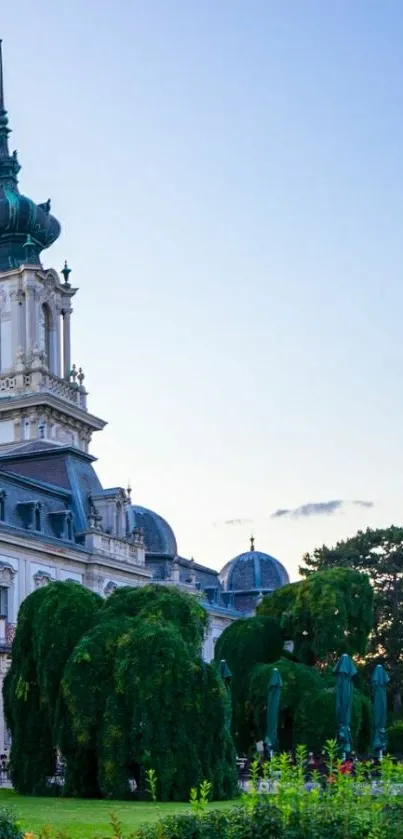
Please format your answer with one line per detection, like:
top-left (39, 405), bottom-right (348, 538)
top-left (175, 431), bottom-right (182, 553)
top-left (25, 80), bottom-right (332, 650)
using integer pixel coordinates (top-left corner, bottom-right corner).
top-left (219, 536), bottom-right (289, 613)
top-left (131, 504), bottom-right (177, 556)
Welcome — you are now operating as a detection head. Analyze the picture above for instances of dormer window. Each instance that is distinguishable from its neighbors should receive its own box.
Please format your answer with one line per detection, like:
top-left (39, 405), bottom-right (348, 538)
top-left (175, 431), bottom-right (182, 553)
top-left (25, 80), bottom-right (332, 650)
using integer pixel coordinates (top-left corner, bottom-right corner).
top-left (17, 501), bottom-right (42, 532)
top-left (48, 510), bottom-right (74, 541)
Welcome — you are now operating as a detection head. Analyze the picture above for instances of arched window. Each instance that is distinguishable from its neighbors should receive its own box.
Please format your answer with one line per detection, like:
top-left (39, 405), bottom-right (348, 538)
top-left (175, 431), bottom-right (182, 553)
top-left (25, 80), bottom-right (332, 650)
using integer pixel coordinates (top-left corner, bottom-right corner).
top-left (42, 303), bottom-right (53, 371)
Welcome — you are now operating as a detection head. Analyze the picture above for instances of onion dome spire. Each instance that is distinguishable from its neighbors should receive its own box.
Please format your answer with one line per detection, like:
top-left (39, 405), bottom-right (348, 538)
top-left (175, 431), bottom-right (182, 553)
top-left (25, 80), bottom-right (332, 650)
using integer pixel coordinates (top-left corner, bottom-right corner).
top-left (0, 41), bottom-right (61, 272)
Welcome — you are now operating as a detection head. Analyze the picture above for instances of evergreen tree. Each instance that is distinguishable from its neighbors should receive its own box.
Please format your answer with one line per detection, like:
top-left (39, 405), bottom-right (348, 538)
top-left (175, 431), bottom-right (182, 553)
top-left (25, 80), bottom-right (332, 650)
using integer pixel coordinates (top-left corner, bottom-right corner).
top-left (258, 568), bottom-right (373, 665)
top-left (4, 583), bottom-right (237, 800)
top-left (214, 615), bottom-right (284, 752)
top-left (300, 527), bottom-right (403, 710)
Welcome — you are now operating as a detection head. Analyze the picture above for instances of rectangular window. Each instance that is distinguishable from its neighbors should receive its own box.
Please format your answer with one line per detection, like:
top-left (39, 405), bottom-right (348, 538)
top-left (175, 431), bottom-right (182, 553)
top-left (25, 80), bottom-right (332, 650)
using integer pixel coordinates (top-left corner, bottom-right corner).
top-left (0, 587), bottom-right (8, 619)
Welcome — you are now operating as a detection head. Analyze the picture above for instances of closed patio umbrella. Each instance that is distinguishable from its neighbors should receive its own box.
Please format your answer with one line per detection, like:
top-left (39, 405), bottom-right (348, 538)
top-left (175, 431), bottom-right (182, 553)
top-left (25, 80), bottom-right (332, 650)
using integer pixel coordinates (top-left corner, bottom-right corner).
top-left (371, 664), bottom-right (389, 758)
top-left (218, 659), bottom-right (232, 688)
top-left (333, 654), bottom-right (357, 757)
top-left (264, 667), bottom-right (283, 754)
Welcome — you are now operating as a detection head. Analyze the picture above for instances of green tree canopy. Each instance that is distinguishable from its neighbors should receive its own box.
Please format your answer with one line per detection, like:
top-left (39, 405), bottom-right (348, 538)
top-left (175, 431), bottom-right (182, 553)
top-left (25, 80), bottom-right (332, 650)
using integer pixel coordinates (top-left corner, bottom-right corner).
top-left (4, 583), bottom-right (237, 801)
top-left (101, 584), bottom-right (208, 654)
top-left (257, 568), bottom-right (373, 666)
top-left (4, 583), bottom-right (102, 795)
top-left (300, 527), bottom-right (403, 710)
top-left (214, 615), bottom-right (284, 752)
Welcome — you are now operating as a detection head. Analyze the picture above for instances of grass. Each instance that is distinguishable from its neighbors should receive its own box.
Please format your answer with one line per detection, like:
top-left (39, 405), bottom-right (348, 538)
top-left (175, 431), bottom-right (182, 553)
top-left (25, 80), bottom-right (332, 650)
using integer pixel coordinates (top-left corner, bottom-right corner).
top-left (0, 790), bottom-right (235, 837)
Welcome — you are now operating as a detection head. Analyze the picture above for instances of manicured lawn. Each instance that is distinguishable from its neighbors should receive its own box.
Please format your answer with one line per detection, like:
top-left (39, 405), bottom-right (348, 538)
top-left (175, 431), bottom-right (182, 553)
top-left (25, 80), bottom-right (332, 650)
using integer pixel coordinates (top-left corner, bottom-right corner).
top-left (0, 790), bottom-right (235, 837)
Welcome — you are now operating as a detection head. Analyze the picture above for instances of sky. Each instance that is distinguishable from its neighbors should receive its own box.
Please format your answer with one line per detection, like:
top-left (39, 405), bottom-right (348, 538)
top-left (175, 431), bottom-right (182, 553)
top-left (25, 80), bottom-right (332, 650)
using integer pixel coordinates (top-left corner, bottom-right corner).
top-left (2, 1), bottom-right (403, 579)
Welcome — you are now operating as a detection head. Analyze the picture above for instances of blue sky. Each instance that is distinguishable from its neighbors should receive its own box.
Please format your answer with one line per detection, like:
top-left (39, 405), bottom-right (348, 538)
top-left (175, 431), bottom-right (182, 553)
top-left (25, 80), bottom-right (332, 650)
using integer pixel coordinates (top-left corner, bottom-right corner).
top-left (2, 1), bottom-right (403, 577)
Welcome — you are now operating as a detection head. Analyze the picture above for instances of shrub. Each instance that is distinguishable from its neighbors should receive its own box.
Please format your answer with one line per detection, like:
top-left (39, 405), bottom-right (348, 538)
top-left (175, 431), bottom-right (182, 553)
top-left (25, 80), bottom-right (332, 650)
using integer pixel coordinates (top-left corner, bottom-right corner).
top-left (0, 809), bottom-right (23, 839)
top-left (134, 754), bottom-right (403, 839)
top-left (134, 799), bottom-right (403, 839)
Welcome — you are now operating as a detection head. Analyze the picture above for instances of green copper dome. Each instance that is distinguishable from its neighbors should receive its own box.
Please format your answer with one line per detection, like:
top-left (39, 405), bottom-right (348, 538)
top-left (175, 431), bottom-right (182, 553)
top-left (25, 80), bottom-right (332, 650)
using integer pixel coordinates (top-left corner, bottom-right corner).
top-left (0, 41), bottom-right (61, 272)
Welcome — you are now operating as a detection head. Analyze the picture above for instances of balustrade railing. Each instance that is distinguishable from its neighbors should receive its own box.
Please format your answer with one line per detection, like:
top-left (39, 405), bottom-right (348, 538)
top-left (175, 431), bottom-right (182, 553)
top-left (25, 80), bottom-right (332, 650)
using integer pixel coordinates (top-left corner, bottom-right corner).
top-left (45, 373), bottom-right (87, 409)
top-left (86, 531), bottom-right (145, 566)
top-left (0, 369), bottom-right (87, 409)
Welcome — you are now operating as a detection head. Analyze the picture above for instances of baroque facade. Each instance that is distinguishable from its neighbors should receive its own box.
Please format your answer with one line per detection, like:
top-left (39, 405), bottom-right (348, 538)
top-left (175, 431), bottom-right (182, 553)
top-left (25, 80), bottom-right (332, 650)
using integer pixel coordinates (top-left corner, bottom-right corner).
top-left (0, 42), bottom-right (289, 753)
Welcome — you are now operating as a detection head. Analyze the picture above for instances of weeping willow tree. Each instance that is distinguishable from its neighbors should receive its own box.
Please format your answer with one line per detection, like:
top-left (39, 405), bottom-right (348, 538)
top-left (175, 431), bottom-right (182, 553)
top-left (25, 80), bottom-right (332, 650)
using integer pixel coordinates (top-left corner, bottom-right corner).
top-left (4, 583), bottom-right (237, 800)
top-left (215, 569), bottom-right (374, 756)
top-left (257, 568), bottom-right (374, 665)
top-left (3, 587), bottom-right (53, 795)
top-left (4, 582), bottom-right (102, 795)
top-left (214, 615), bottom-right (284, 752)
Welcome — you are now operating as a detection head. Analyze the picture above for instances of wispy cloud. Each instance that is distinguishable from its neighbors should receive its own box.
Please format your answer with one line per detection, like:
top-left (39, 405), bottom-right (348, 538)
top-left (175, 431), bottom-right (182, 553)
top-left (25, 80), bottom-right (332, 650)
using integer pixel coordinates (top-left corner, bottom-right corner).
top-left (271, 500), bottom-right (374, 519)
top-left (213, 518), bottom-right (253, 527)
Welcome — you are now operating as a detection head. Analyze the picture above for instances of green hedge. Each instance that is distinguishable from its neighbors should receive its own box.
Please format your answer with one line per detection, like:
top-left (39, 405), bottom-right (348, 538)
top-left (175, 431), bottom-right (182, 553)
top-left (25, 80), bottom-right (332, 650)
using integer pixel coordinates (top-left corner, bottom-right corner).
top-left (135, 799), bottom-right (403, 839)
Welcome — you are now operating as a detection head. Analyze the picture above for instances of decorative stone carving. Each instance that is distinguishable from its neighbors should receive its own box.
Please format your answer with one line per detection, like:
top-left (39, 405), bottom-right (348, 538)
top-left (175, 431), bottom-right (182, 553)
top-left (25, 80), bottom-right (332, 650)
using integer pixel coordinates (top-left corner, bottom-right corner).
top-left (104, 581), bottom-right (117, 597)
top-left (83, 571), bottom-right (104, 591)
top-left (0, 564), bottom-right (16, 587)
top-left (43, 269), bottom-right (60, 289)
top-left (31, 344), bottom-right (46, 370)
top-left (33, 570), bottom-right (53, 588)
top-left (15, 346), bottom-right (25, 372)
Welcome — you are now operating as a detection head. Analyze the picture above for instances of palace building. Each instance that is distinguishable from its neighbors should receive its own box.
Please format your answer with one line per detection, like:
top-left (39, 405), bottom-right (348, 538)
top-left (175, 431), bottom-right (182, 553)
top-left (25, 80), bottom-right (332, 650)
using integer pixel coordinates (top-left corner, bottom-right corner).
top-left (0, 42), bottom-right (289, 752)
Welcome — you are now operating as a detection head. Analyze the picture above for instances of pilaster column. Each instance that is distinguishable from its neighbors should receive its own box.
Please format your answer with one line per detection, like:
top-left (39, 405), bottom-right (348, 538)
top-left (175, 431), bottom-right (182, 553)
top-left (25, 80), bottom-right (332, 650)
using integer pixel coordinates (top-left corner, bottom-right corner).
top-left (10, 288), bottom-right (19, 364)
top-left (54, 305), bottom-right (62, 377)
top-left (24, 280), bottom-right (36, 359)
top-left (17, 290), bottom-right (25, 354)
top-left (9, 287), bottom-right (25, 365)
top-left (63, 308), bottom-right (72, 379)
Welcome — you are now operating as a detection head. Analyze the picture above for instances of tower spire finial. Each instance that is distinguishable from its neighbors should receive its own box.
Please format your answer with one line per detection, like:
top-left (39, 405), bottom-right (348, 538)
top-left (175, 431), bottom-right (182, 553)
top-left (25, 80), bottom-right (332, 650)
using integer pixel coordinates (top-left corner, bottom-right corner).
top-left (0, 39), bottom-right (20, 189)
top-left (0, 40), bottom-right (4, 111)
top-left (0, 39), bottom-right (10, 153)
top-left (250, 534), bottom-right (255, 552)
